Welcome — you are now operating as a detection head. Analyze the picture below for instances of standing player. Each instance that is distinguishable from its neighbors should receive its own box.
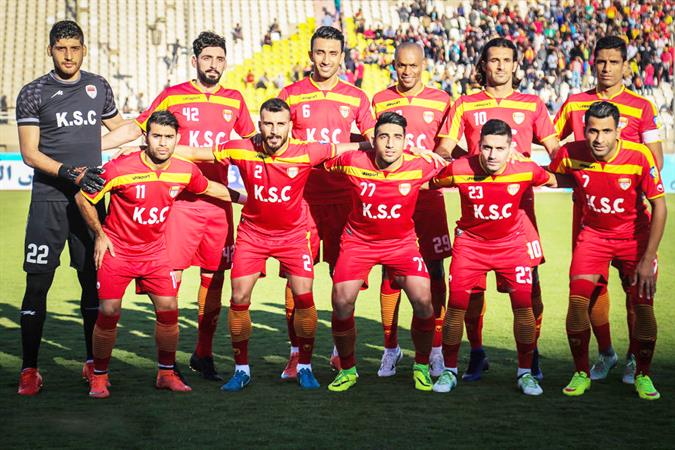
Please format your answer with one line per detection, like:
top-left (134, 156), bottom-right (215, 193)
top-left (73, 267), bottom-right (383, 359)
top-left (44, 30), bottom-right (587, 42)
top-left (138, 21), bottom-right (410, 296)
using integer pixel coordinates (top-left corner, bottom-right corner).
top-left (553, 36), bottom-right (664, 384)
top-left (550, 102), bottom-right (666, 400)
top-left (15, 21), bottom-right (125, 395)
top-left (101, 32), bottom-right (256, 380)
top-left (371, 42), bottom-right (452, 377)
top-left (277, 26), bottom-right (375, 376)
top-left (175, 99), bottom-right (372, 391)
top-left (431, 119), bottom-right (560, 396)
top-left (325, 112), bottom-right (442, 392)
top-left (436, 37), bottom-right (559, 381)
top-left (76, 111), bottom-right (233, 398)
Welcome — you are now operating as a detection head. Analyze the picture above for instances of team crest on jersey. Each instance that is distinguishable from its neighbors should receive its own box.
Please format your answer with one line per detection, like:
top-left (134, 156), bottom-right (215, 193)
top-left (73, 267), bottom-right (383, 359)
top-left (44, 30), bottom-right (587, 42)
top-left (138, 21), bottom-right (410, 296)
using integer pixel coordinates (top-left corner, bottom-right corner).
top-left (223, 109), bottom-right (233, 122)
top-left (618, 117), bottom-right (628, 129)
top-left (512, 112), bottom-right (525, 125)
top-left (169, 185), bottom-right (181, 198)
top-left (507, 183), bottom-right (520, 196)
top-left (339, 105), bottom-right (351, 118)
top-left (399, 183), bottom-right (411, 195)
top-left (287, 167), bottom-right (299, 178)
top-left (423, 111), bottom-right (435, 124)
top-left (618, 178), bottom-right (631, 190)
top-left (85, 85), bottom-right (97, 99)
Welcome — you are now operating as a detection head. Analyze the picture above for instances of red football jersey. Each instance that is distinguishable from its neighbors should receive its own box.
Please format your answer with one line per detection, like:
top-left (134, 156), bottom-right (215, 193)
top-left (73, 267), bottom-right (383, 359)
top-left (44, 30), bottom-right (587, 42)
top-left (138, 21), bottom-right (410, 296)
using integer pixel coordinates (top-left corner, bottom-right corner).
top-left (372, 85), bottom-right (451, 210)
top-left (135, 81), bottom-right (256, 207)
top-left (554, 86), bottom-right (662, 144)
top-left (439, 90), bottom-right (557, 156)
top-left (213, 138), bottom-right (336, 236)
top-left (324, 150), bottom-right (438, 241)
top-left (432, 156), bottom-right (550, 240)
top-left (82, 152), bottom-right (209, 258)
top-left (279, 77), bottom-right (376, 204)
top-left (549, 139), bottom-right (665, 238)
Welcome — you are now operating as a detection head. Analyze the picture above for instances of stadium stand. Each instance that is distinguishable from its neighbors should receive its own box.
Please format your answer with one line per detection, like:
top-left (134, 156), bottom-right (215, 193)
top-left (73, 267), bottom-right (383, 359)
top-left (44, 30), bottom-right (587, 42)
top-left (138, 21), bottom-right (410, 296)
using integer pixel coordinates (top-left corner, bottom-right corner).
top-left (0, 0), bottom-right (673, 149)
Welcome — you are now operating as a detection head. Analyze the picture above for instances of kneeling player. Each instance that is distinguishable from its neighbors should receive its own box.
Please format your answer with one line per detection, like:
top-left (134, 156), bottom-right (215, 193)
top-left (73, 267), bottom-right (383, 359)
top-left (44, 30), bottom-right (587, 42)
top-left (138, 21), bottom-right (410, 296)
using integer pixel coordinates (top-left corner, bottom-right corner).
top-left (550, 102), bottom-right (666, 400)
top-left (75, 111), bottom-right (232, 398)
top-left (325, 112), bottom-right (443, 392)
top-left (431, 119), bottom-right (559, 396)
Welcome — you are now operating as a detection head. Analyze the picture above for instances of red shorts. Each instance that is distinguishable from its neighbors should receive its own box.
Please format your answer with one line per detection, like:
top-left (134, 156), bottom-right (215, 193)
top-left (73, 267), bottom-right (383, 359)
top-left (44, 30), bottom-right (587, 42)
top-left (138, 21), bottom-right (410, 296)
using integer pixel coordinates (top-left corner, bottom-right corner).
top-left (570, 228), bottom-right (656, 285)
top-left (307, 201), bottom-right (351, 267)
top-left (98, 251), bottom-right (178, 300)
top-left (414, 194), bottom-right (452, 261)
top-left (520, 188), bottom-right (545, 266)
top-left (304, 201), bottom-right (320, 263)
top-left (231, 224), bottom-right (314, 279)
top-left (165, 202), bottom-right (234, 272)
top-left (332, 230), bottom-right (430, 283)
top-left (449, 231), bottom-right (533, 294)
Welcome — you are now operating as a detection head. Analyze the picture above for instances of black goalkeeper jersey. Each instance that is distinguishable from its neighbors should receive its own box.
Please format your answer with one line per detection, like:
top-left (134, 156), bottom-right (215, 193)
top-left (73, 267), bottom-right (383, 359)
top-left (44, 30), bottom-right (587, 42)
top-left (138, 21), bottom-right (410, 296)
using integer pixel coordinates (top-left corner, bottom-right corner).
top-left (16, 70), bottom-right (118, 201)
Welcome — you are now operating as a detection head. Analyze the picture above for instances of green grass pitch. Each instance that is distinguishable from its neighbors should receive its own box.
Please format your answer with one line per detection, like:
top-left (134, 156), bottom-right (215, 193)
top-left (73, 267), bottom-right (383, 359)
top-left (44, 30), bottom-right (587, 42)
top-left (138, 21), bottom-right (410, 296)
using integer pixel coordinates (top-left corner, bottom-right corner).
top-left (1, 191), bottom-right (674, 448)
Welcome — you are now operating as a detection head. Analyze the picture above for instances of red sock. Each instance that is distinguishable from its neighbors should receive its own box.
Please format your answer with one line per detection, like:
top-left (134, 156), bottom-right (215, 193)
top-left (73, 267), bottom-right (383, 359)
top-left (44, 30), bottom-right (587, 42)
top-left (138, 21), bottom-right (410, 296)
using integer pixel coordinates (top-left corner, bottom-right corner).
top-left (155, 309), bottom-right (179, 369)
top-left (195, 273), bottom-right (223, 358)
top-left (531, 281), bottom-right (543, 343)
top-left (292, 292), bottom-right (317, 364)
top-left (431, 277), bottom-right (446, 348)
top-left (380, 276), bottom-right (401, 349)
top-left (228, 303), bottom-right (251, 365)
top-left (567, 279), bottom-right (595, 374)
top-left (284, 284), bottom-right (299, 348)
top-left (464, 292), bottom-right (485, 350)
top-left (332, 313), bottom-right (356, 370)
top-left (411, 314), bottom-right (435, 364)
top-left (590, 284), bottom-right (612, 353)
top-left (93, 312), bottom-right (120, 373)
top-left (443, 290), bottom-right (470, 368)
top-left (626, 293), bottom-right (639, 356)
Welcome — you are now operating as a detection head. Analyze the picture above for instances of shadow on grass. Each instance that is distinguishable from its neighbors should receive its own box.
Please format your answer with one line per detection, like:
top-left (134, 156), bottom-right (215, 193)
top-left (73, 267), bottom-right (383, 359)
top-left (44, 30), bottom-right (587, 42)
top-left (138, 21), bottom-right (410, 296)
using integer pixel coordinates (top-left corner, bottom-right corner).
top-left (1, 298), bottom-right (674, 449)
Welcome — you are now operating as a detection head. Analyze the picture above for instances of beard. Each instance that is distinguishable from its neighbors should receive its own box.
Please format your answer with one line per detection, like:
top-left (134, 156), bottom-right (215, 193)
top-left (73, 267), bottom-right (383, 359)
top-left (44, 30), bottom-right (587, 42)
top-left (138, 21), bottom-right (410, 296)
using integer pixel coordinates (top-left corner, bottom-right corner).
top-left (263, 134), bottom-right (288, 152)
top-left (197, 68), bottom-right (221, 86)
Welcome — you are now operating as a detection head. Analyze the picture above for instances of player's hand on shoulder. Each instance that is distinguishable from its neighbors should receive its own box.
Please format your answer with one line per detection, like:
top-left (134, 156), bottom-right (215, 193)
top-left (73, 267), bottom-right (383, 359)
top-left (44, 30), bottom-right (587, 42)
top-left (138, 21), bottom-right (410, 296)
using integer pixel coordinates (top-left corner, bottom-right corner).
top-left (409, 147), bottom-right (448, 168)
top-left (94, 233), bottom-right (115, 270)
top-left (508, 150), bottom-right (528, 163)
top-left (112, 145), bottom-right (144, 160)
top-left (58, 165), bottom-right (106, 194)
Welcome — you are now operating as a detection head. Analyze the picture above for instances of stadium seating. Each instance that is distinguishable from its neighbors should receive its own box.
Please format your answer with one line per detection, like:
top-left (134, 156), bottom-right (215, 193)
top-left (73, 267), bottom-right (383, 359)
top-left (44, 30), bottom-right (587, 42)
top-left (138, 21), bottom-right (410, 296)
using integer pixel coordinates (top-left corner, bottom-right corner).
top-left (1, 0), bottom-right (313, 111)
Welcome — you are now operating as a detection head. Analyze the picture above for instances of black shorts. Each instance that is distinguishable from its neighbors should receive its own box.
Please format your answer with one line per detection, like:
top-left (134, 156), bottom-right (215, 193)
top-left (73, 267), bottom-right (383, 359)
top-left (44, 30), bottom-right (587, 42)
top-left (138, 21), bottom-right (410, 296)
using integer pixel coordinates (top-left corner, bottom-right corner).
top-left (23, 200), bottom-right (106, 273)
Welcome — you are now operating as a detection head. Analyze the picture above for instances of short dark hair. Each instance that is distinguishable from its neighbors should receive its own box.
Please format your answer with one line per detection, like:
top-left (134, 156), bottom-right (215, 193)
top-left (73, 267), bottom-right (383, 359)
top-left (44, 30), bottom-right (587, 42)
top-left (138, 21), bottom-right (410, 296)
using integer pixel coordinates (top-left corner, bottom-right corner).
top-left (584, 101), bottom-right (620, 128)
top-left (49, 21), bottom-right (84, 47)
top-left (374, 112), bottom-right (407, 136)
top-left (593, 36), bottom-right (627, 61)
top-left (260, 97), bottom-right (291, 115)
top-left (146, 110), bottom-right (179, 132)
top-left (476, 38), bottom-right (519, 87)
top-left (310, 26), bottom-right (344, 52)
top-left (193, 31), bottom-right (227, 57)
top-left (480, 119), bottom-right (512, 141)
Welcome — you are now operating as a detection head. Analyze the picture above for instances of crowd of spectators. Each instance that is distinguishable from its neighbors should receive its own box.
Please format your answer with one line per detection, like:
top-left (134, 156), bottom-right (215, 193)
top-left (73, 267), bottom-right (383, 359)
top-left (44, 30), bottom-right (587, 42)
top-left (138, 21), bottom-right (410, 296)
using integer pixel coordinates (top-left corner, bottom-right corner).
top-left (352, 0), bottom-right (674, 114)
